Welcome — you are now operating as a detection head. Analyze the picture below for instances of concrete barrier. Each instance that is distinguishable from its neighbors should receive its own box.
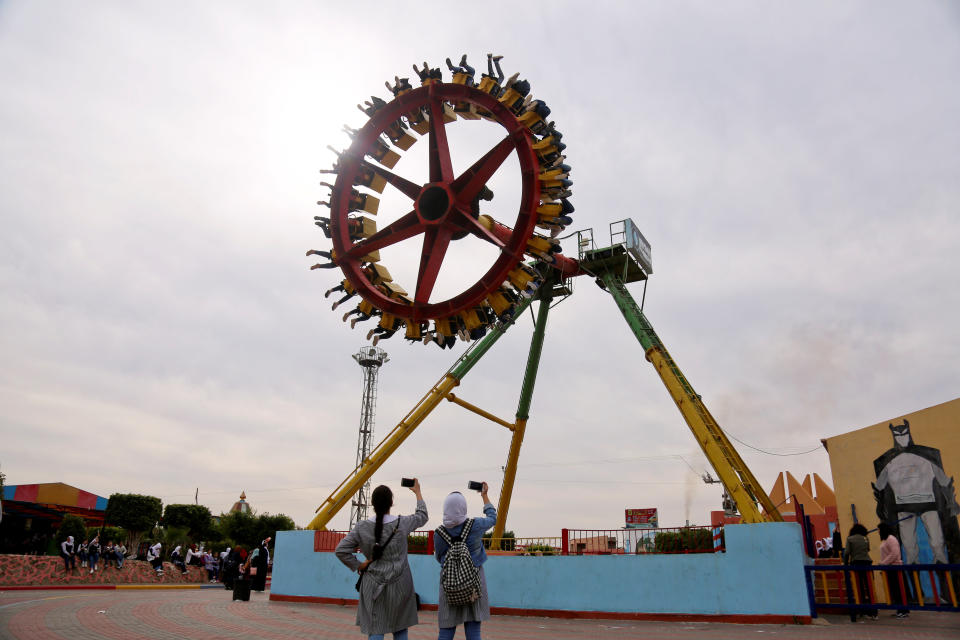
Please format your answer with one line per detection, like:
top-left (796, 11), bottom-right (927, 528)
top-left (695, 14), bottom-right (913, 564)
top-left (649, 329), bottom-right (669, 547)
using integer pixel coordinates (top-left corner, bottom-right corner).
top-left (270, 522), bottom-right (811, 623)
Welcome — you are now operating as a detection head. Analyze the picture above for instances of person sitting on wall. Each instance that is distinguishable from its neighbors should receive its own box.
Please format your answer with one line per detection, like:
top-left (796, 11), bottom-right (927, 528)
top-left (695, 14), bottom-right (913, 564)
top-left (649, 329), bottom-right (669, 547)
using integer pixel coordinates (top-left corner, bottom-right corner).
top-left (147, 541), bottom-right (164, 576)
top-left (186, 544), bottom-right (203, 567)
top-left (171, 545), bottom-right (187, 574)
top-left (115, 542), bottom-right (126, 569)
top-left (60, 535), bottom-right (76, 572)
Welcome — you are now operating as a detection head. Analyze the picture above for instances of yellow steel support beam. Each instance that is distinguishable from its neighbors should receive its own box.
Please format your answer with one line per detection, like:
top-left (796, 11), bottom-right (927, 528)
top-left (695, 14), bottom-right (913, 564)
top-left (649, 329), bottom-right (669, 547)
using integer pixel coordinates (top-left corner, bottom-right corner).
top-left (646, 347), bottom-right (782, 523)
top-left (492, 417), bottom-right (528, 547)
top-left (307, 374), bottom-right (459, 530)
top-left (445, 393), bottom-right (516, 431)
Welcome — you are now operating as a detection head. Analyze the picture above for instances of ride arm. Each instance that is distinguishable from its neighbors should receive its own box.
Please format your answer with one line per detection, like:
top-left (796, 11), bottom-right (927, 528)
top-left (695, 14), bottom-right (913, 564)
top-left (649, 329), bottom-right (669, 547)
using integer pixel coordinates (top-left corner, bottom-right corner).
top-left (599, 271), bottom-right (782, 524)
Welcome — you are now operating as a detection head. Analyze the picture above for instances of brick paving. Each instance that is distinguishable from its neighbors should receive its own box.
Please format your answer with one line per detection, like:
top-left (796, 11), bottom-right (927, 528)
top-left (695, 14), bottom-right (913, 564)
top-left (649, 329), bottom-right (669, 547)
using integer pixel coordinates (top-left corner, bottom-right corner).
top-left (0, 588), bottom-right (957, 639)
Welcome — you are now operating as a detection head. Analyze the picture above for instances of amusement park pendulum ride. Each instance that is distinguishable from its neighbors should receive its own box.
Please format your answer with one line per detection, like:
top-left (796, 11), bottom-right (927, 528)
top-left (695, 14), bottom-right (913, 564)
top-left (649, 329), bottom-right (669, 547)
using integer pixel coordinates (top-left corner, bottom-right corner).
top-left (306, 54), bottom-right (782, 541)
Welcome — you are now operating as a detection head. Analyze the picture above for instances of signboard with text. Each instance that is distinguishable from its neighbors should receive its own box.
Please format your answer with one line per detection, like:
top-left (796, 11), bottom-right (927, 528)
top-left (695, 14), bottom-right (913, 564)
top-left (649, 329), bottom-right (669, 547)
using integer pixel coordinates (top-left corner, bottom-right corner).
top-left (625, 508), bottom-right (658, 529)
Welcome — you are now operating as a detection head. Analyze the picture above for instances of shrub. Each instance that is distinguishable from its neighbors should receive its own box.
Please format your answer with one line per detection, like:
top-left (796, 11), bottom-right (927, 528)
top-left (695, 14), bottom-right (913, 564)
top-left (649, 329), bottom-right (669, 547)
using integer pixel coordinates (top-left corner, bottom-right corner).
top-left (482, 531), bottom-right (515, 551)
top-left (523, 543), bottom-right (555, 556)
top-left (653, 527), bottom-right (713, 553)
top-left (56, 515), bottom-right (87, 545)
top-left (407, 534), bottom-right (429, 553)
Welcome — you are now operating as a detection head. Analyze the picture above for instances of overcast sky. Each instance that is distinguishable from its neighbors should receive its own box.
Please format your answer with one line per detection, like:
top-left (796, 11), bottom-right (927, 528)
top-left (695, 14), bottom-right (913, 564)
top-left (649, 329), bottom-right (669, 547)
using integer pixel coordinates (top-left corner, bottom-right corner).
top-left (1, 2), bottom-right (958, 536)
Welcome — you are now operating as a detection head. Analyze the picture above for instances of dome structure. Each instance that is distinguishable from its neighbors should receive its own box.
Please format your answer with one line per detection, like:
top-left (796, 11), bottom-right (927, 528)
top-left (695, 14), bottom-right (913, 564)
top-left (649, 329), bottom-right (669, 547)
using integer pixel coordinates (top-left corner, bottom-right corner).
top-left (230, 491), bottom-right (252, 515)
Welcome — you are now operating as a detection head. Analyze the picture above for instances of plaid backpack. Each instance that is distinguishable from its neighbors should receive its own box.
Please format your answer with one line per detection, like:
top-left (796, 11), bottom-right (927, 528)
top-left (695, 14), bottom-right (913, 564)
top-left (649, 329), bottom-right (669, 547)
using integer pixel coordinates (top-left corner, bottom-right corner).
top-left (435, 518), bottom-right (482, 606)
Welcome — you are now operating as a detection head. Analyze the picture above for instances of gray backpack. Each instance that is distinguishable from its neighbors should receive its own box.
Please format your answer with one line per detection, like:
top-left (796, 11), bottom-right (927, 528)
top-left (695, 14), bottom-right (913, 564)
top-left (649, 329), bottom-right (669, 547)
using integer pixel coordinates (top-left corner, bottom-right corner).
top-left (435, 518), bottom-right (482, 606)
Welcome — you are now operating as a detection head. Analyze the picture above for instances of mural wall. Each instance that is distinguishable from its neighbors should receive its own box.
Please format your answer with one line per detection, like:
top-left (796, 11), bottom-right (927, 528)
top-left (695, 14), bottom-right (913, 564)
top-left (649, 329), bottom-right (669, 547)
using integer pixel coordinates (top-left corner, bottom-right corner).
top-left (824, 397), bottom-right (960, 564)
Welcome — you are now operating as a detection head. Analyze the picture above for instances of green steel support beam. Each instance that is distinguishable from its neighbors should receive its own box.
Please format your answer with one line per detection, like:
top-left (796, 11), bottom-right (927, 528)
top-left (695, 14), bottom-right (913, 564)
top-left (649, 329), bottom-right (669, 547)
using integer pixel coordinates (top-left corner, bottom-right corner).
top-left (598, 270), bottom-right (782, 524)
top-left (492, 288), bottom-right (553, 543)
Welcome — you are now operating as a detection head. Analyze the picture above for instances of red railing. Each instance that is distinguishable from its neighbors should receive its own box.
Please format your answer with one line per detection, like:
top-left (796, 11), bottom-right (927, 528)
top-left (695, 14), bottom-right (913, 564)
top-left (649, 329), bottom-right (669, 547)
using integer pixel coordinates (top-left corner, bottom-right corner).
top-left (561, 525), bottom-right (724, 555)
top-left (314, 526), bottom-right (723, 556)
top-left (315, 530), bottom-right (435, 554)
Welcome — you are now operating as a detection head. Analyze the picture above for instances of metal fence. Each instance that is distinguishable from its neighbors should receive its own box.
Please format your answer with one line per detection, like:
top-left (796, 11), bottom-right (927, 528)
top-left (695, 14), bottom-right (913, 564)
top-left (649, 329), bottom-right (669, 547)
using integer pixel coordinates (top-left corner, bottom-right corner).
top-left (560, 526), bottom-right (723, 555)
top-left (315, 530), bottom-right (435, 554)
top-left (804, 563), bottom-right (960, 618)
top-left (483, 537), bottom-right (563, 554)
top-left (315, 526), bottom-right (724, 556)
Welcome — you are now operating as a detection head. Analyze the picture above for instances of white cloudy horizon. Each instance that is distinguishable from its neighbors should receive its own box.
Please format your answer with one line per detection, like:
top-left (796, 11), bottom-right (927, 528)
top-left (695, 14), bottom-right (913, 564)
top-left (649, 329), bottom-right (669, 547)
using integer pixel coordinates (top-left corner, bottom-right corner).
top-left (1, 1), bottom-right (958, 536)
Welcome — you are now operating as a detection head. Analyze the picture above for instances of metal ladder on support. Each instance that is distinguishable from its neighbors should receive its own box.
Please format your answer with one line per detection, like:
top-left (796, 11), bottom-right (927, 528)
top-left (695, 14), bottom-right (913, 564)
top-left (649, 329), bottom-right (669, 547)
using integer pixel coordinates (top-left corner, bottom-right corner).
top-left (600, 271), bottom-right (782, 524)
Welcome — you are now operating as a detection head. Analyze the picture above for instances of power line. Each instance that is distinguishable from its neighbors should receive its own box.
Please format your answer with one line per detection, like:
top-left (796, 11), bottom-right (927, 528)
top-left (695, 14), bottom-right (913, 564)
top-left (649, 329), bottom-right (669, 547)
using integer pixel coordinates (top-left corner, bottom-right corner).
top-left (719, 429), bottom-right (823, 457)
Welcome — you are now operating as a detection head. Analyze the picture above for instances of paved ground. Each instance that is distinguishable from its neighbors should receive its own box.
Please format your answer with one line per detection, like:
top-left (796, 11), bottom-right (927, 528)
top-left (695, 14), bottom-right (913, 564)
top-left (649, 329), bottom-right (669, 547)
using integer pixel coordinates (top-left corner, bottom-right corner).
top-left (0, 588), bottom-right (957, 639)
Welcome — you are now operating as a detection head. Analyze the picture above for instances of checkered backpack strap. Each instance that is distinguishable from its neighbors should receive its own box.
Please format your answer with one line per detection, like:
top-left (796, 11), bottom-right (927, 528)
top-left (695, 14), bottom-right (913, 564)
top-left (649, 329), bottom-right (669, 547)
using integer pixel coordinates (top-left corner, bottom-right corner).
top-left (437, 518), bottom-right (482, 606)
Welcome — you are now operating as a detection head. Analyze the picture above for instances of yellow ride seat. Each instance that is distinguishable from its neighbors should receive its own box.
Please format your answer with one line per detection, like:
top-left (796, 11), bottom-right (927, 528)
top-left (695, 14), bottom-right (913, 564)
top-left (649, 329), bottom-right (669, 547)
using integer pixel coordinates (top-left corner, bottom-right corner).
top-left (485, 291), bottom-right (511, 316)
top-left (537, 203), bottom-right (562, 217)
top-left (357, 169), bottom-right (387, 194)
top-left (459, 309), bottom-right (484, 331)
top-left (538, 167), bottom-right (568, 181)
top-left (507, 267), bottom-right (535, 290)
top-left (367, 263), bottom-right (393, 284)
top-left (405, 322), bottom-right (422, 340)
top-left (498, 87), bottom-right (525, 113)
top-left (348, 216), bottom-right (377, 239)
top-left (357, 299), bottom-right (375, 316)
top-left (434, 317), bottom-right (455, 338)
top-left (385, 124), bottom-right (417, 151)
top-left (518, 109), bottom-right (545, 132)
top-left (526, 236), bottom-right (553, 255)
top-left (379, 313), bottom-right (402, 330)
top-left (478, 76), bottom-right (501, 96)
top-left (348, 191), bottom-right (380, 215)
top-left (368, 139), bottom-right (401, 169)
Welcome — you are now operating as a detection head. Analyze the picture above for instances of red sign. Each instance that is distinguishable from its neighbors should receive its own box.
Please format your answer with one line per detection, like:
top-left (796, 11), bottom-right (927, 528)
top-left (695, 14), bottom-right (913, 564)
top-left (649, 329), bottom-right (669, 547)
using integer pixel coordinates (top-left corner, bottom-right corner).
top-left (625, 508), bottom-right (658, 529)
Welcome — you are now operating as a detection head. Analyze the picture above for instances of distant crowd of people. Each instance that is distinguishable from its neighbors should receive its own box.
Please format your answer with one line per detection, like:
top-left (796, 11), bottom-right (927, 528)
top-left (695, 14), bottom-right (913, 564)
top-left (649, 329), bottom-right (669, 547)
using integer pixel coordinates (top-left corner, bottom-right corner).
top-left (146, 539), bottom-right (271, 590)
top-left (59, 536), bottom-right (272, 590)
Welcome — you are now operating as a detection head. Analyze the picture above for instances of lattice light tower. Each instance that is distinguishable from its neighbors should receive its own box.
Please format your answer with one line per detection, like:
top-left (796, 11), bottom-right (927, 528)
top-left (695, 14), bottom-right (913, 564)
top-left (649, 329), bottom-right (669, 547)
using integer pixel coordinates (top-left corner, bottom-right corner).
top-left (350, 346), bottom-right (389, 525)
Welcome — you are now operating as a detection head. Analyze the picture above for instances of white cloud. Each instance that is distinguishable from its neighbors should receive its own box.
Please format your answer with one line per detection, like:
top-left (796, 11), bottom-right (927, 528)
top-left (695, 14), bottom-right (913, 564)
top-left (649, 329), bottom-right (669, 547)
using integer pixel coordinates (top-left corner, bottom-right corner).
top-left (1, 2), bottom-right (958, 537)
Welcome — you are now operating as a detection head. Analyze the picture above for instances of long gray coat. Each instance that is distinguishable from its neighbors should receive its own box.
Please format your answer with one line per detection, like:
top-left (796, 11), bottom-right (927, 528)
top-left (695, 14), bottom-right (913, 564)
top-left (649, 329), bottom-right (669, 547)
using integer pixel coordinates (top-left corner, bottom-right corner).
top-left (335, 500), bottom-right (428, 635)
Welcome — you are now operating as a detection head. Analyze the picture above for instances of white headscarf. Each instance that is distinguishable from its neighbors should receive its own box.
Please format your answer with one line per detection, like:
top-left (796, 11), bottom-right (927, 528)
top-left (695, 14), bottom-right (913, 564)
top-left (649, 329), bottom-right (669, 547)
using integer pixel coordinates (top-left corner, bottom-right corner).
top-left (172, 545), bottom-right (182, 556)
top-left (442, 492), bottom-right (468, 529)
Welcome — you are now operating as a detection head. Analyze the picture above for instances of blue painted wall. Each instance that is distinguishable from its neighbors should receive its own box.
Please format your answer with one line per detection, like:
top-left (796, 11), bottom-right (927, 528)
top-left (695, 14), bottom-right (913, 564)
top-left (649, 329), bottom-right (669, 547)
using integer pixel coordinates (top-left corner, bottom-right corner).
top-left (272, 523), bottom-right (810, 616)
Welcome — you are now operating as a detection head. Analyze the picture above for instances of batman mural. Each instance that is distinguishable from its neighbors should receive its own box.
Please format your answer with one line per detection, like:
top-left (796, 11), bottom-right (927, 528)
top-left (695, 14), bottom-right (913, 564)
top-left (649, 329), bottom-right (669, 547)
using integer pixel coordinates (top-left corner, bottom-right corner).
top-left (872, 420), bottom-right (960, 564)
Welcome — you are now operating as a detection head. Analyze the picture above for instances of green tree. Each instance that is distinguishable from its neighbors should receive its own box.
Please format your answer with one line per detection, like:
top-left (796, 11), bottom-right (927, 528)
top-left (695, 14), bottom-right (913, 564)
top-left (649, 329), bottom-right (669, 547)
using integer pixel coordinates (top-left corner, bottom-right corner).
top-left (56, 514), bottom-right (87, 545)
top-left (163, 504), bottom-right (213, 540)
top-left (216, 511), bottom-right (295, 551)
top-left (255, 513), bottom-right (296, 546)
top-left (217, 511), bottom-right (259, 549)
top-left (482, 530), bottom-right (515, 551)
top-left (104, 493), bottom-right (162, 550)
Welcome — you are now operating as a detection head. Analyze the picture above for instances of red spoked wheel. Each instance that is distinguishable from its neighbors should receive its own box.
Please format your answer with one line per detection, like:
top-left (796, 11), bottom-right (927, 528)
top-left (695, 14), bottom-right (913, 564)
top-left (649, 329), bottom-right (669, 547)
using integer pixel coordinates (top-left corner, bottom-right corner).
top-left (329, 82), bottom-right (540, 323)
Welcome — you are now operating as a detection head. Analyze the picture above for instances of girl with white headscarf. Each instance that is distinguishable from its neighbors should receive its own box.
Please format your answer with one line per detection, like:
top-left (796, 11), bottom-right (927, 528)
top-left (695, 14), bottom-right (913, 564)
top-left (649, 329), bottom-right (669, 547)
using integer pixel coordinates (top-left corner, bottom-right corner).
top-left (148, 542), bottom-right (163, 575)
top-left (434, 482), bottom-right (496, 640)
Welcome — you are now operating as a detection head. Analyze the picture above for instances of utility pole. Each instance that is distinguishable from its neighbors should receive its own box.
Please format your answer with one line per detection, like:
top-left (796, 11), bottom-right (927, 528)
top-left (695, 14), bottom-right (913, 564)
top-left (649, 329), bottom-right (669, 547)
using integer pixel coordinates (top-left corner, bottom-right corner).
top-left (350, 346), bottom-right (389, 526)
